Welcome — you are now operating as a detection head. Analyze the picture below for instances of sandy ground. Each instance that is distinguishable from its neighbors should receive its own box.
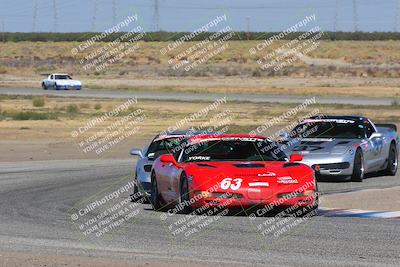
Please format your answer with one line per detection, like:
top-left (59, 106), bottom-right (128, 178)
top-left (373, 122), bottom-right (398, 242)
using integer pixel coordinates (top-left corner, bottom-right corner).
top-left (321, 187), bottom-right (400, 212)
top-left (0, 251), bottom-right (225, 267)
top-left (1, 74), bottom-right (400, 98)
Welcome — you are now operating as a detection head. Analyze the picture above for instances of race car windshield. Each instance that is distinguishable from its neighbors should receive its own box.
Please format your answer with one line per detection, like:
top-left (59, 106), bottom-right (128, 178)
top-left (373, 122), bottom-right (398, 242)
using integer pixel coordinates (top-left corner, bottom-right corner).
top-left (294, 120), bottom-right (363, 139)
top-left (181, 139), bottom-right (287, 162)
top-left (147, 137), bottom-right (183, 158)
top-left (55, 75), bottom-right (72, 80)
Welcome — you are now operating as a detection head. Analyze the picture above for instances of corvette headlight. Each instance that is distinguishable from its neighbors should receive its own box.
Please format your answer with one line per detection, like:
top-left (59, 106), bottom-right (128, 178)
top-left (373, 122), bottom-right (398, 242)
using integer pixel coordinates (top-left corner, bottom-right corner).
top-left (332, 146), bottom-right (354, 155)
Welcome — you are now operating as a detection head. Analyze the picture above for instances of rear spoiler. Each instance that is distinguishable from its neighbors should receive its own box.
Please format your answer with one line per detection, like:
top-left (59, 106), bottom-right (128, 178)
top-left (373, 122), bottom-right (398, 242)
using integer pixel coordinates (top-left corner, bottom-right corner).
top-left (375, 123), bottom-right (397, 132)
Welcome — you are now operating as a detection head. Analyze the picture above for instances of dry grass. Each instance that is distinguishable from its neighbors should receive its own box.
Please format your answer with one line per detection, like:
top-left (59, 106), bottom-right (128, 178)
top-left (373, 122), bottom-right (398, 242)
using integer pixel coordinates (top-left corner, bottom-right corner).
top-left (0, 96), bottom-right (399, 141)
top-left (1, 40), bottom-right (400, 98)
top-left (1, 41), bottom-right (400, 66)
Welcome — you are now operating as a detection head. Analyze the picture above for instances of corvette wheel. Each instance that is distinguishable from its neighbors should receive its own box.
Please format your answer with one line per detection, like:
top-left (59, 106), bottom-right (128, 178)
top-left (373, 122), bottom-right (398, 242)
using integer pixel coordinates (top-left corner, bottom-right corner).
top-left (179, 173), bottom-right (192, 214)
top-left (384, 143), bottom-right (398, 176)
top-left (351, 149), bottom-right (364, 182)
top-left (294, 183), bottom-right (319, 217)
top-left (150, 173), bottom-right (162, 210)
top-left (304, 192), bottom-right (319, 217)
top-left (131, 176), bottom-right (143, 202)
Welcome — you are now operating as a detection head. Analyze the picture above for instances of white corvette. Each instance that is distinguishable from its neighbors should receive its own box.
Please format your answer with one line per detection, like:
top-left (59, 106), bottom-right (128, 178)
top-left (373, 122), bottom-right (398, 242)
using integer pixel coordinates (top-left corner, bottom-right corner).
top-left (42, 74), bottom-right (82, 90)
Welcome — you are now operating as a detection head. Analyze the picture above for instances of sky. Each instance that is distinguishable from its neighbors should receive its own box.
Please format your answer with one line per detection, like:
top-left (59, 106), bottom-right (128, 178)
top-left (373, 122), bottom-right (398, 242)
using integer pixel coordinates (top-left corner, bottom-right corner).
top-left (0, 0), bottom-right (399, 33)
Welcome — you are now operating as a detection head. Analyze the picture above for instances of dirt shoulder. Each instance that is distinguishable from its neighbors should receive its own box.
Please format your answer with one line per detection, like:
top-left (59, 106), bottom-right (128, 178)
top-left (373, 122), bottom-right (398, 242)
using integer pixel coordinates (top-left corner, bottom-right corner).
top-left (321, 187), bottom-right (400, 212)
top-left (1, 74), bottom-right (400, 98)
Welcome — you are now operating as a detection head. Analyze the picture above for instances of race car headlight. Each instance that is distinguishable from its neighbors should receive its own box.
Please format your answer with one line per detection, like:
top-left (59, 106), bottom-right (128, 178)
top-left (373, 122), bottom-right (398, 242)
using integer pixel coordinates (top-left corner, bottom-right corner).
top-left (332, 146), bottom-right (354, 155)
top-left (331, 146), bottom-right (348, 154)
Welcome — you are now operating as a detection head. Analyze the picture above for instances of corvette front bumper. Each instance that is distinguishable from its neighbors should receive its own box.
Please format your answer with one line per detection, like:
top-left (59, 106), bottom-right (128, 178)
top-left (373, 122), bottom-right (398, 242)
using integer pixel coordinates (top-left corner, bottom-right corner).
top-left (56, 85), bottom-right (82, 90)
top-left (189, 190), bottom-right (318, 210)
top-left (299, 155), bottom-right (354, 177)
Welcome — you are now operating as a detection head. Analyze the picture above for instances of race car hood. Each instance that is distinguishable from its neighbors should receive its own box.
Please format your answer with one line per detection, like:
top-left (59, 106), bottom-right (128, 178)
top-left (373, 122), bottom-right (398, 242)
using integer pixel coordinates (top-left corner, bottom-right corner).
top-left (185, 161), bottom-right (313, 184)
top-left (287, 138), bottom-right (359, 156)
top-left (54, 80), bottom-right (81, 86)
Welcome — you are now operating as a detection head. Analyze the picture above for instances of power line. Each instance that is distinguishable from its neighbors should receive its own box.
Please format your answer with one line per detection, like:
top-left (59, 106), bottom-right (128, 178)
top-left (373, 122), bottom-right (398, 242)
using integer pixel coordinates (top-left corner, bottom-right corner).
top-left (32, 0), bottom-right (38, 32)
top-left (153, 0), bottom-right (160, 31)
top-left (53, 0), bottom-right (58, 32)
top-left (353, 0), bottom-right (359, 32)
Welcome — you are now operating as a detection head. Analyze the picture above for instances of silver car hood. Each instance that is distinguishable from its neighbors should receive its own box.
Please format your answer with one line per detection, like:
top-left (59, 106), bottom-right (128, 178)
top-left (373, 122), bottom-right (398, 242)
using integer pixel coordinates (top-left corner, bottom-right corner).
top-left (286, 138), bottom-right (360, 155)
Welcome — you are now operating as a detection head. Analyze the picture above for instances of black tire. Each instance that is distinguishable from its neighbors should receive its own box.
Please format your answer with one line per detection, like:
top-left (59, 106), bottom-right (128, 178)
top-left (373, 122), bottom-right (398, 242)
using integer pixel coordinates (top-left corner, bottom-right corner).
top-left (42, 82), bottom-right (47, 90)
top-left (294, 183), bottom-right (319, 217)
top-left (150, 172), bottom-right (162, 210)
top-left (178, 173), bottom-right (192, 214)
top-left (351, 149), bottom-right (364, 182)
top-left (130, 175), bottom-right (144, 202)
top-left (383, 143), bottom-right (398, 176)
top-left (304, 192), bottom-right (319, 217)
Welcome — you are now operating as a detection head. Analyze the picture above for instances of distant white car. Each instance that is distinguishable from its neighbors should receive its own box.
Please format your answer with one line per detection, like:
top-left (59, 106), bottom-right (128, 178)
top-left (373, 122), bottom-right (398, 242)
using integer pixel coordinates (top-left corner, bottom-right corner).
top-left (42, 74), bottom-right (82, 90)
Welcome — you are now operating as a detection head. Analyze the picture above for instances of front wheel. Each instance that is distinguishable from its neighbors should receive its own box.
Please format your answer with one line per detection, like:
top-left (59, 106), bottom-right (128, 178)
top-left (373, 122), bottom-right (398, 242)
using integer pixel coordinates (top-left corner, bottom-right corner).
top-left (383, 143), bottom-right (398, 176)
top-left (131, 175), bottom-right (143, 202)
top-left (178, 173), bottom-right (192, 214)
top-left (150, 173), bottom-right (162, 210)
top-left (42, 83), bottom-right (47, 90)
top-left (351, 149), bottom-right (364, 182)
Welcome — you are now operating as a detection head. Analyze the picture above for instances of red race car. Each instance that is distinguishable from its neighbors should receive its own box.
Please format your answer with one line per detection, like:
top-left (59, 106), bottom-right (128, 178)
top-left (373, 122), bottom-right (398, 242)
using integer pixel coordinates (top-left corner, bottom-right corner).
top-left (150, 134), bottom-right (318, 216)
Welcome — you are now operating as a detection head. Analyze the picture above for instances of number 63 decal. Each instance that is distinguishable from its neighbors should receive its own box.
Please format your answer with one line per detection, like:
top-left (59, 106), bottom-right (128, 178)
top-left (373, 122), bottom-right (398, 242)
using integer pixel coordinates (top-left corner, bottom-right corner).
top-left (220, 178), bottom-right (243, 190)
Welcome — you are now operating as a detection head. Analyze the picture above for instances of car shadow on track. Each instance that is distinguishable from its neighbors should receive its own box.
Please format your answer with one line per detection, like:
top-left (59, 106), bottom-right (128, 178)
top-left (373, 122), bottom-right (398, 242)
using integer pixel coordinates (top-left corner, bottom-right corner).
top-left (141, 204), bottom-right (317, 218)
top-left (316, 171), bottom-right (386, 183)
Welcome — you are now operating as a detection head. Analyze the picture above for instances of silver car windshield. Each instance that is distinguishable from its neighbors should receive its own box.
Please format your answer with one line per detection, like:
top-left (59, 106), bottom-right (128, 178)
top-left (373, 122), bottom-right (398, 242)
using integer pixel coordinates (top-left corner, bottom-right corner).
top-left (294, 120), bottom-right (363, 139)
top-left (55, 75), bottom-right (72, 80)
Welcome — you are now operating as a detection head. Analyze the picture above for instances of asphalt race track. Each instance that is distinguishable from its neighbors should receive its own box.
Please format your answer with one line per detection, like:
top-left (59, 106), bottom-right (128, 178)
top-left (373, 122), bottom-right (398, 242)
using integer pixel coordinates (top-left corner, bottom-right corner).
top-left (0, 159), bottom-right (399, 266)
top-left (0, 87), bottom-right (394, 106)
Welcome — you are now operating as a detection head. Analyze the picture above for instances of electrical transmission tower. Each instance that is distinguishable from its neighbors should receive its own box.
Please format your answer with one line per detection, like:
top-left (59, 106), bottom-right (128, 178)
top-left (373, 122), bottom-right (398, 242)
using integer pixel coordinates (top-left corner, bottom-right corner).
top-left (53, 0), bottom-right (58, 32)
top-left (395, 0), bottom-right (400, 32)
top-left (246, 17), bottom-right (250, 40)
top-left (334, 0), bottom-right (339, 31)
top-left (0, 18), bottom-right (5, 42)
top-left (353, 0), bottom-right (359, 32)
top-left (32, 0), bottom-right (38, 32)
top-left (112, 0), bottom-right (117, 25)
top-left (153, 0), bottom-right (160, 31)
top-left (91, 0), bottom-right (98, 32)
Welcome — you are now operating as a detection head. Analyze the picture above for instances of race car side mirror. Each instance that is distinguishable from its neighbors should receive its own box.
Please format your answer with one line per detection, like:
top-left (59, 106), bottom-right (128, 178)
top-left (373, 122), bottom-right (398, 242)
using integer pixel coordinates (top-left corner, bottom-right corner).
top-left (129, 149), bottom-right (143, 158)
top-left (369, 132), bottom-right (382, 139)
top-left (290, 154), bottom-right (303, 162)
top-left (160, 154), bottom-right (177, 165)
top-left (279, 131), bottom-right (289, 139)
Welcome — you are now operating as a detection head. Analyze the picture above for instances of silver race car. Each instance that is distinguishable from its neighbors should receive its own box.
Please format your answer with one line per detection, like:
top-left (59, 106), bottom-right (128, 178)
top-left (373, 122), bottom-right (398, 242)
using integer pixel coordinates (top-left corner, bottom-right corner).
top-left (129, 130), bottom-right (219, 201)
top-left (280, 115), bottom-right (399, 182)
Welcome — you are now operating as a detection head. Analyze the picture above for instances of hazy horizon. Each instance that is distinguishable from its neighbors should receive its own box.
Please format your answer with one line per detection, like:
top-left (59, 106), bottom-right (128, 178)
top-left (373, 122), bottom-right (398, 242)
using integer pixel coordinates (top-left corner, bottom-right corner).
top-left (0, 0), bottom-right (399, 33)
